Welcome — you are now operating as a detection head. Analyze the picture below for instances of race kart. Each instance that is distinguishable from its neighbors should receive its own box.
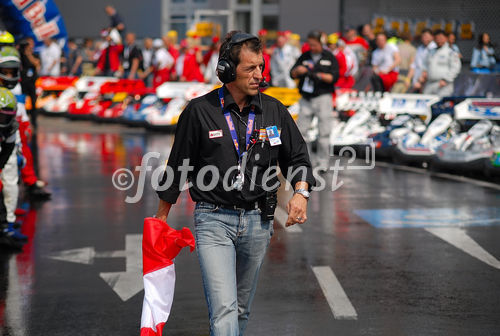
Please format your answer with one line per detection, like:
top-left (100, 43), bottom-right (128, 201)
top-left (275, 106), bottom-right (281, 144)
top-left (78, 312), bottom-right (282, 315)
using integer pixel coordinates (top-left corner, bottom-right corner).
top-left (67, 77), bottom-right (117, 120)
top-left (394, 113), bottom-right (455, 166)
top-left (434, 98), bottom-right (500, 174)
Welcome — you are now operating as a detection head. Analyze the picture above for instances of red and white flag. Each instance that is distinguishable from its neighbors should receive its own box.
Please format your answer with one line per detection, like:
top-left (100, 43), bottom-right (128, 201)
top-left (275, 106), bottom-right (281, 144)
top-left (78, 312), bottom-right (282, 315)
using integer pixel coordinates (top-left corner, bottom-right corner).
top-left (140, 217), bottom-right (195, 336)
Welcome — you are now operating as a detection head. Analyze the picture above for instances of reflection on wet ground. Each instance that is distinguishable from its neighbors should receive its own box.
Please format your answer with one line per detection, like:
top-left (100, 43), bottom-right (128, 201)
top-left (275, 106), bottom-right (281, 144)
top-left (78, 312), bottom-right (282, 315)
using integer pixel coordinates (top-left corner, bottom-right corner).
top-left (1, 117), bottom-right (499, 335)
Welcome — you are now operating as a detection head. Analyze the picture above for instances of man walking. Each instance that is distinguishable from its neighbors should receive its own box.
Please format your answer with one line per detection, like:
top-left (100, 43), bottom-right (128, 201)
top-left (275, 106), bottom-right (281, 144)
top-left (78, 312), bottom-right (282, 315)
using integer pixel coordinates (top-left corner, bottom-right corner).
top-left (155, 31), bottom-right (315, 336)
top-left (290, 30), bottom-right (339, 172)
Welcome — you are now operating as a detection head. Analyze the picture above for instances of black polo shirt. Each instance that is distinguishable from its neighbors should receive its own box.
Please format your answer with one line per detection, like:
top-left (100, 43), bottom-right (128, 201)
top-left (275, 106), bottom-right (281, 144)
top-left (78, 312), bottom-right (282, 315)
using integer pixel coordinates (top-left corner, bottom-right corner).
top-left (156, 86), bottom-right (316, 207)
top-left (122, 44), bottom-right (143, 72)
top-left (290, 49), bottom-right (339, 99)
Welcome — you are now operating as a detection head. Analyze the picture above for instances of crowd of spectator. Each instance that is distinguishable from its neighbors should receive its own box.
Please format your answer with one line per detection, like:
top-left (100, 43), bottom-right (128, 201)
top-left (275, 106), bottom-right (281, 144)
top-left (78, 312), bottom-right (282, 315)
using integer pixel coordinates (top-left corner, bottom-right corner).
top-left (29, 5), bottom-right (498, 96)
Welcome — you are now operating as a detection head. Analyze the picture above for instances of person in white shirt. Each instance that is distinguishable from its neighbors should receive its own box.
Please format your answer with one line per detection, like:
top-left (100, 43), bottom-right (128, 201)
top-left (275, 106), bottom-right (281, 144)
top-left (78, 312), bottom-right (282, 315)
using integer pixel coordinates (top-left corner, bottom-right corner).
top-left (151, 39), bottom-right (174, 88)
top-left (204, 38), bottom-right (222, 85)
top-left (142, 38), bottom-right (154, 70)
top-left (40, 38), bottom-right (61, 76)
top-left (409, 29), bottom-right (436, 92)
top-left (420, 29), bottom-right (461, 96)
top-left (271, 32), bottom-right (298, 88)
top-left (370, 32), bottom-right (400, 91)
top-left (141, 38), bottom-right (154, 86)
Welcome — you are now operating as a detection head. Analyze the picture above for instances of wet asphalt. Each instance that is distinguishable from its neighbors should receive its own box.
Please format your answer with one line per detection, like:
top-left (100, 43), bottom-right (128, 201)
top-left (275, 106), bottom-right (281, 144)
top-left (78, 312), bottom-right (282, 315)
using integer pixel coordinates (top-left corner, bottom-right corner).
top-left (0, 117), bottom-right (499, 336)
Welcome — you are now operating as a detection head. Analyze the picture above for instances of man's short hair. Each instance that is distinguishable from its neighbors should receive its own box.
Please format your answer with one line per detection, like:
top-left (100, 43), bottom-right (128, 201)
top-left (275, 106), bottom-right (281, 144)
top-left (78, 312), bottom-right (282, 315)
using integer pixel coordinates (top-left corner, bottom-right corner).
top-left (421, 28), bottom-right (433, 35)
top-left (400, 31), bottom-right (412, 41)
top-left (219, 31), bottom-right (262, 67)
top-left (433, 29), bottom-right (446, 37)
top-left (307, 30), bottom-right (323, 43)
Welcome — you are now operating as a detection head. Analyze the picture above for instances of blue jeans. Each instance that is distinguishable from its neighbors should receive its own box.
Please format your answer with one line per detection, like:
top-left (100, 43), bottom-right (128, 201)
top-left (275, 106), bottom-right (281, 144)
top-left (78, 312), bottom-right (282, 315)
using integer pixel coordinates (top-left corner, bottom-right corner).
top-left (194, 202), bottom-right (274, 336)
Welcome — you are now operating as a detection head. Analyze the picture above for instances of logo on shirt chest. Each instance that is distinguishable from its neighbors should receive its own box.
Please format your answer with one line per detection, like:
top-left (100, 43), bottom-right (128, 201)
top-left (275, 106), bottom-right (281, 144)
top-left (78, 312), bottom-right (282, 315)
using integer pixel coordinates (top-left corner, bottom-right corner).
top-left (209, 130), bottom-right (223, 139)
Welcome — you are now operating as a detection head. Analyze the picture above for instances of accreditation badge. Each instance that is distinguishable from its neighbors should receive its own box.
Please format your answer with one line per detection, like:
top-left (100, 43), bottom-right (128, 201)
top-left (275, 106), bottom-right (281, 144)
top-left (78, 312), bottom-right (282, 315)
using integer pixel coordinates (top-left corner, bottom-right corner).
top-left (266, 126), bottom-right (282, 146)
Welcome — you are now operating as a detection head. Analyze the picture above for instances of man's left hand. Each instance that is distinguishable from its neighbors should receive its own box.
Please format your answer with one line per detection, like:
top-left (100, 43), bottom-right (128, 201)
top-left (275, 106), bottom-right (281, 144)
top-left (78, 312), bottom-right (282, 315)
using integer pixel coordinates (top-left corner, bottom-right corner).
top-left (286, 193), bottom-right (308, 227)
top-left (439, 79), bottom-right (447, 87)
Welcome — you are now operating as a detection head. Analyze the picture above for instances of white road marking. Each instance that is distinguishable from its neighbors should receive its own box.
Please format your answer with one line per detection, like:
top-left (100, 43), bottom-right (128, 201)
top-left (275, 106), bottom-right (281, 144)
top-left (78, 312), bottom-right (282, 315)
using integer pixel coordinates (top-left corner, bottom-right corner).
top-left (100, 234), bottom-right (144, 301)
top-left (7, 257), bottom-right (26, 336)
top-left (376, 161), bottom-right (500, 191)
top-left (274, 206), bottom-right (303, 233)
top-left (49, 246), bottom-right (96, 264)
top-left (312, 266), bottom-right (358, 320)
top-left (49, 247), bottom-right (127, 264)
top-left (425, 228), bottom-right (500, 270)
top-left (96, 250), bottom-right (127, 258)
top-left (381, 218), bottom-right (500, 227)
top-left (49, 234), bottom-right (144, 301)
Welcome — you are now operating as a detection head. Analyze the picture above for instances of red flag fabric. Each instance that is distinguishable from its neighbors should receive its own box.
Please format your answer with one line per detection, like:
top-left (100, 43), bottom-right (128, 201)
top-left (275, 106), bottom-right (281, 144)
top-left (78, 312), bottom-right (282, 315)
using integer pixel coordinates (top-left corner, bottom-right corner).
top-left (140, 217), bottom-right (195, 336)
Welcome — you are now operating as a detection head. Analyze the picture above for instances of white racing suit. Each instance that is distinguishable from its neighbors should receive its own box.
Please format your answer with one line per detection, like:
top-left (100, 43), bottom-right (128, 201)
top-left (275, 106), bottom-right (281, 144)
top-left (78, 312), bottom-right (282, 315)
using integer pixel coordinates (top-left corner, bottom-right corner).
top-left (1, 130), bottom-right (21, 223)
top-left (423, 43), bottom-right (461, 96)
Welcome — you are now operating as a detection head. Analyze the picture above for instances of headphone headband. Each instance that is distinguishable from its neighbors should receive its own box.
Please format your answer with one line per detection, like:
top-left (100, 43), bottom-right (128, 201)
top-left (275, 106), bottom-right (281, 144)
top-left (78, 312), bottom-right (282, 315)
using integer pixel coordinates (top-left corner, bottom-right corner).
top-left (229, 33), bottom-right (259, 46)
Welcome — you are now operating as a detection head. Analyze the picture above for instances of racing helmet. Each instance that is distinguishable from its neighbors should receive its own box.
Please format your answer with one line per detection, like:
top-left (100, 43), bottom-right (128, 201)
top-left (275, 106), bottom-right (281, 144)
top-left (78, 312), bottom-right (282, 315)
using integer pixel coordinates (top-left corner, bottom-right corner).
top-left (0, 46), bottom-right (21, 89)
top-left (0, 31), bottom-right (15, 46)
top-left (0, 87), bottom-right (17, 129)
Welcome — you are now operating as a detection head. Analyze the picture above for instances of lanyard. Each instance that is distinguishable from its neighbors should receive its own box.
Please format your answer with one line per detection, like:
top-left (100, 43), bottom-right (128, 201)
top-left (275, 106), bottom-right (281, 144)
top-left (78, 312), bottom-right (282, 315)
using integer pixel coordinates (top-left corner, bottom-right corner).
top-left (218, 88), bottom-right (256, 161)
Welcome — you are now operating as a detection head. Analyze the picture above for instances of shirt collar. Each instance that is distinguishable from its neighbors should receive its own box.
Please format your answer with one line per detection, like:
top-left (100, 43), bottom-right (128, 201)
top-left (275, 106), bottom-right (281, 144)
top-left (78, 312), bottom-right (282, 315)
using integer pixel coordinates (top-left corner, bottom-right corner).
top-left (222, 85), bottom-right (262, 113)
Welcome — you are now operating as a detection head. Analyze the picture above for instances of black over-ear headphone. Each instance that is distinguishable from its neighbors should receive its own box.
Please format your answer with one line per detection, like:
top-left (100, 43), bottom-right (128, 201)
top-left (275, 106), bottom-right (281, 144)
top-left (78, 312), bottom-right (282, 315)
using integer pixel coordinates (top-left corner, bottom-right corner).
top-left (217, 32), bottom-right (264, 84)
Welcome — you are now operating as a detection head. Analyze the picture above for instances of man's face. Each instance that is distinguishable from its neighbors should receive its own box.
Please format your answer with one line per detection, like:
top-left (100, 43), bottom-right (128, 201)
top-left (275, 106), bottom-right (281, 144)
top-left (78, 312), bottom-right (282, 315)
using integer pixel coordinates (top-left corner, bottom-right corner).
top-left (0, 68), bottom-right (17, 80)
top-left (126, 33), bottom-right (135, 45)
top-left (308, 38), bottom-right (322, 54)
top-left (482, 33), bottom-right (490, 44)
top-left (435, 33), bottom-right (447, 47)
top-left (362, 24), bottom-right (372, 37)
top-left (421, 32), bottom-right (433, 46)
top-left (375, 34), bottom-right (386, 49)
top-left (0, 68), bottom-right (17, 90)
top-left (233, 45), bottom-right (263, 97)
top-left (345, 29), bottom-right (356, 41)
top-left (276, 35), bottom-right (286, 48)
top-left (144, 38), bottom-right (153, 49)
top-left (105, 6), bottom-right (114, 16)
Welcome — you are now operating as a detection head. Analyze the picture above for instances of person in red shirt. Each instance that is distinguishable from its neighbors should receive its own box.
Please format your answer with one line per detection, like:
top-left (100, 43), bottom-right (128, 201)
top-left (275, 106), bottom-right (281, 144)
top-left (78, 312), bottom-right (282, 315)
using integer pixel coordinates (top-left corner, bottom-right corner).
top-left (258, 30), bottom-right (272, 84)
top-left (202, 36), bottom-right (220, 67)
top-left (342, 26), bottom-right (368, 66)
top-left (327, 33), bottom-right (354, 88)
top-left (175, 39), bottom-right (204, 82)
top-left (150, 39), bottom-right (174, 88)
top-left (95, 29), bottom-right (123, 76)
top-left (342, 26), bottom-right (369, 49)
top-left (163, 31), bottom-right (180, 81)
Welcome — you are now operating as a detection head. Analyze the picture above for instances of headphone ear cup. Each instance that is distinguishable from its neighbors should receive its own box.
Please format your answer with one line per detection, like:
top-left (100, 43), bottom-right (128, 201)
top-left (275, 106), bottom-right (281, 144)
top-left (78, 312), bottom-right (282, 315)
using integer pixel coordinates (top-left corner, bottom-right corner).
top-left (261, 57), bottom-right (266, 75)
top-left (217, 58), bottom-right (236, 84)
